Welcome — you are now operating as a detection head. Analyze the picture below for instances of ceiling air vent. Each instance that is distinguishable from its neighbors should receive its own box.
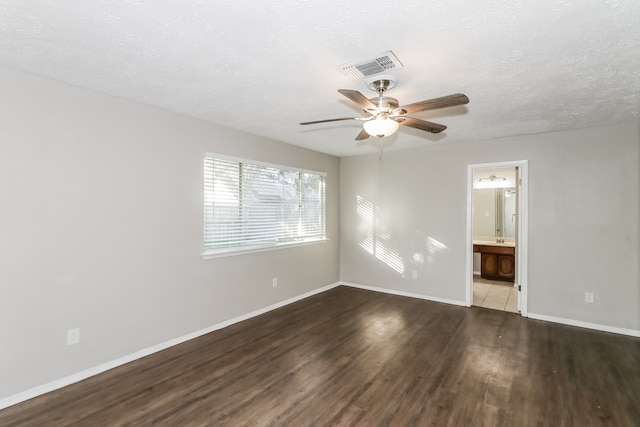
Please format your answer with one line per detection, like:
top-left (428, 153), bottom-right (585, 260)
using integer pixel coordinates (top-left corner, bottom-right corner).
top-left (337, 51), bottom-right (403, 80)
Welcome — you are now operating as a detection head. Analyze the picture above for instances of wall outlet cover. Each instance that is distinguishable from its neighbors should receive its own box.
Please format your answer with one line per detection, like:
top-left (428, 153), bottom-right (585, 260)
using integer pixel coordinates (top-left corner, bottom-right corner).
top-left (584, 292), bottom-right (595, 303)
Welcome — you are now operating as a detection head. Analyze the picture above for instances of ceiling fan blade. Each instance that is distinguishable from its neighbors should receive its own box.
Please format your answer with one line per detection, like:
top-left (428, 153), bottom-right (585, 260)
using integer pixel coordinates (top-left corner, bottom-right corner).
top-left (338, 89), bottom-right (379, 112)
top-left (398, 93), bottom-right (469, 115)
top-left (398, 117), bottom-right (447, 133)
top-left (355, 128), bottom-right (370, 141)
top-left (300, 117), bottom-right (361, 125)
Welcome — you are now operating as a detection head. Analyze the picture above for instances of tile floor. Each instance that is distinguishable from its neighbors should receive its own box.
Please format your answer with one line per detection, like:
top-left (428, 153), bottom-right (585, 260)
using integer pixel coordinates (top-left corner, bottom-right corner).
top-left (473, 276), bottom-right (519, 313)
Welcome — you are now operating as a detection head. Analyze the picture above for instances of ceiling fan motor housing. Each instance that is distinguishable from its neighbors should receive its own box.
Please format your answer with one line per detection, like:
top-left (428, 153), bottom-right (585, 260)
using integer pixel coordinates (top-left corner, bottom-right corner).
top-left (368, 96), bottom-right (399, 114)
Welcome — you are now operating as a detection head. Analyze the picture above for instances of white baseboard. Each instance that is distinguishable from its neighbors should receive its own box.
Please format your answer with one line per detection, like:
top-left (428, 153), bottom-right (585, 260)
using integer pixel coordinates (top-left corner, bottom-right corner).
top-left (340, 281), bottom-right (467, 307)
top-left (528, 312), bottom-right (640, 337)
top-left (0, 282), bottom-right (342, 411)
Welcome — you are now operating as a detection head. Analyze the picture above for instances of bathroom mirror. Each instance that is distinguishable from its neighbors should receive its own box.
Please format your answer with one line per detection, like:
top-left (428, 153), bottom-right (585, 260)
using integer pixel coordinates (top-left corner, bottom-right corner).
top-left (473, 187), bottom-right (517, 238)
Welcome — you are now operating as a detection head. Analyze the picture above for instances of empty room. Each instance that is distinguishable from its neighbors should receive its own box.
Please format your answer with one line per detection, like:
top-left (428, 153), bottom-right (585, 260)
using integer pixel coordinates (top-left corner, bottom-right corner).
top-left (1, 1), bottom-right (639, 426)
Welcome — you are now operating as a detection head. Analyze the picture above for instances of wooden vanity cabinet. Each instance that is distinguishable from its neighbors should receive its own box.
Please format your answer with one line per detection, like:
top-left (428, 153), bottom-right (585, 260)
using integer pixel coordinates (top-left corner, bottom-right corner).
top-left (473, 244), bottom-right (515, 282)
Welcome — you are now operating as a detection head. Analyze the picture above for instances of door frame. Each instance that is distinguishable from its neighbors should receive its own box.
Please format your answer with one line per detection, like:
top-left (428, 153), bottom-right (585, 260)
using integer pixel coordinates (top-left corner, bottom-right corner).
top-left (465, 160), bottom-right (529, 316)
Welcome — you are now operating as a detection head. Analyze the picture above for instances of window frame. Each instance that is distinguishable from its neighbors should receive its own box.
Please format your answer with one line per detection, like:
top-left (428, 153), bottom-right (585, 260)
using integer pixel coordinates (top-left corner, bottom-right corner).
top-left (202, 153), bottom-right (327, 259)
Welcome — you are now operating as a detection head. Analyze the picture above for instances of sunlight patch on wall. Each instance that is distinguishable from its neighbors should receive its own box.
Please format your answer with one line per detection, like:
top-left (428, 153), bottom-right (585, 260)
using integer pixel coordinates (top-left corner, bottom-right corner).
top-left (356, 195), bottom-right (405, 274)
top-left (426, 236), bottom-right (449, 270)
top-left (413, 252), bottom-right (424, 265)
top-left (356, 196), bottom-right (374, 222)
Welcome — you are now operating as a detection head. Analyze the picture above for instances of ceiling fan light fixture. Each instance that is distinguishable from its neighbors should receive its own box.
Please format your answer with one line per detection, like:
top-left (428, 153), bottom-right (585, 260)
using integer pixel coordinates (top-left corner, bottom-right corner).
top-left (363, 116), bottom-right (399, 138)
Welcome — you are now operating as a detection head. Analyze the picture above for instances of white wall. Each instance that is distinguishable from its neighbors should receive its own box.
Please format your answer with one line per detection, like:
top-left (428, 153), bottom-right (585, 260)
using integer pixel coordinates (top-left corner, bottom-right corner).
top-left (340, 122), bottom-right (639, 331)
top-left (0, 66), bottom-right (340, 400)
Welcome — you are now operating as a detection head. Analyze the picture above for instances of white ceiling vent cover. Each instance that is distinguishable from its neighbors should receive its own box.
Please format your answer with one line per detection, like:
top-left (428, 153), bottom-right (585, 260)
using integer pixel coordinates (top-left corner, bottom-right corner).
top-left (337, 51), bottom-right (403, 79)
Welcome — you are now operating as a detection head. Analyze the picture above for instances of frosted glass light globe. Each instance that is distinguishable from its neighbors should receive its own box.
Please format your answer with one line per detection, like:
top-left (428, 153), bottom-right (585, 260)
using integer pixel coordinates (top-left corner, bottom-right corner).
top-left (363, 117), bottom-right (400, 137)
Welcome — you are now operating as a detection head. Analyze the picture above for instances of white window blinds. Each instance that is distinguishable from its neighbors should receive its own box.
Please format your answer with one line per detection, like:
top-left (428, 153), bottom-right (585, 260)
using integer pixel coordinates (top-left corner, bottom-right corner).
top-left (204, 155), bottom-right (326, 256)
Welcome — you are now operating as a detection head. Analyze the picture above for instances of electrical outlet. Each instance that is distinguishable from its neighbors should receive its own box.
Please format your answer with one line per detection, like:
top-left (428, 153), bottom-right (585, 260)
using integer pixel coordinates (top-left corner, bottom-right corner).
top-left (67, 328), bottom-right (80, 345)
top-left (412, 270), bottom-right (418, 279)
top-left (272, 277), bottom-right (278, 287)
top-left (584, 292), bottom-right (594, 304)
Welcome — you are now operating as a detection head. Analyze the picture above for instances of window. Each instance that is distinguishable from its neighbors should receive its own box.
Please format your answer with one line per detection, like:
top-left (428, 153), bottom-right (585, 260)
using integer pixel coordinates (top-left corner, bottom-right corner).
top-left (203, 154), bottom-right (326, 257)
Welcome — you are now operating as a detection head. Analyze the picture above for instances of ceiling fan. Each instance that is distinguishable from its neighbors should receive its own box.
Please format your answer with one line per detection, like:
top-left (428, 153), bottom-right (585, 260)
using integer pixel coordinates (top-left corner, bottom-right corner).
top-left (300, 75), bottom-right (469, 140)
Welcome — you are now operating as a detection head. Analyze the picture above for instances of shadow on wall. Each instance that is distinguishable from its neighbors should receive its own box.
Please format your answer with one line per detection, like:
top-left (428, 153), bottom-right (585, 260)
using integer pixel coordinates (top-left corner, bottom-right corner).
top-left (356, 195), bottom-right (451, 277)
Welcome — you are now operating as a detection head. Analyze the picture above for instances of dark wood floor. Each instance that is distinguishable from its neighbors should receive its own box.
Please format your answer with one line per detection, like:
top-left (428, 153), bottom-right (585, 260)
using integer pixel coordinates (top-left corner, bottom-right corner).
top-left (2, 286), bottom-right (639, 426)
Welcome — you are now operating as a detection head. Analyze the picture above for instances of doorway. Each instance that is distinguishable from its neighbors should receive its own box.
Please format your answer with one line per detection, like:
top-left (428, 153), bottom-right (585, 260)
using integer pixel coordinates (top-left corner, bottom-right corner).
top-left (465, 161), bottom-right (528, 316)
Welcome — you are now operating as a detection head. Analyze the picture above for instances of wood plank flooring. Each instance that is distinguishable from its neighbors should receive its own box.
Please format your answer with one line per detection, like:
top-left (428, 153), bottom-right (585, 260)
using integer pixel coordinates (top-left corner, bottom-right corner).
top-left (1, 286), bottom-right (639, 426)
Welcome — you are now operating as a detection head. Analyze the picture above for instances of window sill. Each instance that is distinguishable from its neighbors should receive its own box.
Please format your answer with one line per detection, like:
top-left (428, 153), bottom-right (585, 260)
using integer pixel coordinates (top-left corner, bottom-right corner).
top-left (201, 238), bottom-right (328, 260)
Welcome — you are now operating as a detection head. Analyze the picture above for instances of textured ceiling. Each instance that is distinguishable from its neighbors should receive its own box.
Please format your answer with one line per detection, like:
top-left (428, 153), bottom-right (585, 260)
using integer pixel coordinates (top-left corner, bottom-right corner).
top-left (1, 0), bottom-right (639, 157)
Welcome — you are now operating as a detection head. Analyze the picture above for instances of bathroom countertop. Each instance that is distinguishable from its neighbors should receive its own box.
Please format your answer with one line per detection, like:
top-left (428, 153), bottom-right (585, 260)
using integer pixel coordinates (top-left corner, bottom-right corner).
top-left (473, 240), bottom-right (516, 247)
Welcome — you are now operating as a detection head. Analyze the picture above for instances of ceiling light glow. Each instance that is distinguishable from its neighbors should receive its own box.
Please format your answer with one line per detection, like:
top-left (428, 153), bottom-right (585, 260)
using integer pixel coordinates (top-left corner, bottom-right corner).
top-left (363, 117), bottom-right (399, 138)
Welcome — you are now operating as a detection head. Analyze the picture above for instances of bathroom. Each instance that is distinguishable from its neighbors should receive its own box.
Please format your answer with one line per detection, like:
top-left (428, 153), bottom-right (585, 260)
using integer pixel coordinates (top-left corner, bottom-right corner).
top-left (472, 166), bottom-right (519, 312)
